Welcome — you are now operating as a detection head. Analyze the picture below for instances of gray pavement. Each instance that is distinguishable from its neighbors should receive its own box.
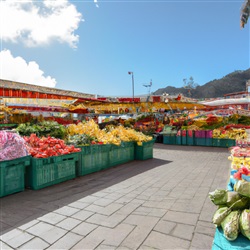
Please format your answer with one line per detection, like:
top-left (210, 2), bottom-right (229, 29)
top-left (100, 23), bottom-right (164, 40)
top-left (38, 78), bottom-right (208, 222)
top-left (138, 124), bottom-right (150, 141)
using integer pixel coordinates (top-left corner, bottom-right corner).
top-left (0, 144), bottom-right (230, 249)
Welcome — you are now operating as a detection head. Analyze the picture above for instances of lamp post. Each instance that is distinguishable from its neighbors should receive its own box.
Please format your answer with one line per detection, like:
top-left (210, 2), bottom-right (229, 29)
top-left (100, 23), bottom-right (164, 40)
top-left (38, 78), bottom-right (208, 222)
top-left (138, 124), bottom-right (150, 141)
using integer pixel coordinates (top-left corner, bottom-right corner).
top-left (128, 71), bottom-right (134, 103)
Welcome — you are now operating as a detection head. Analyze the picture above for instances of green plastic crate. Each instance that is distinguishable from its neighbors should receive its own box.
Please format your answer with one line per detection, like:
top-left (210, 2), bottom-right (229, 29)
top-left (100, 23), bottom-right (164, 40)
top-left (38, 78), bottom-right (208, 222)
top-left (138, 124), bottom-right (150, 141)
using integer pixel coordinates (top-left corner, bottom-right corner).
top-left (176, 136), bottom-right (181, 145)
top-left (109, 142), bottom-right (135, 167)
top-left (77, 144), bottom-right (111, 176)
top-left (135, 139), bottom-right (155, 160)
top-left (26, 153), bottom-right (78, 190)
top-left (187, 130), bottom-right (194, 145)
top-left (0, 155), bottom-right (30, 197)
top-left (227, 139), bottom-right (236, 147)
top-left (218, 139), bottom-right (228, 148)
top-left (163, 134), bottom-right (176, 145)
top-left (181, 130), bottom-right (187, 145)
top-left (195, 138), bottom-right (206, 146)
top-left (205, 138), bottom-right (213, 147)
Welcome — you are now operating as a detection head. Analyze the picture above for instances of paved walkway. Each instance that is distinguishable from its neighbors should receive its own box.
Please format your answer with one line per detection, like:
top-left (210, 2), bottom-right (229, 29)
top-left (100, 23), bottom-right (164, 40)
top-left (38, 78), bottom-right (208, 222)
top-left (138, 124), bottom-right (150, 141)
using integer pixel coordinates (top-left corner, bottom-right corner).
top-left (0, 144), bottom-right (230, 250)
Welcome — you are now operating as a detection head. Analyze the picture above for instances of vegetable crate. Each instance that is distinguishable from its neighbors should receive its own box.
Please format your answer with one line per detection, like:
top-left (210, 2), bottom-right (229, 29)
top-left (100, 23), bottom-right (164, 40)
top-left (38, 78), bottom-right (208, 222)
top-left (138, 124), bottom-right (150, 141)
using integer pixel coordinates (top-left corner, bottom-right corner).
top-left (77, 144), bottom-right (111, 176)
top-left (212, 139), bottom-right (236, 148)
top-left (176, 136), bottom-right (181, 145)
top-left (163, 134), bottom-right (176, 145)
top-left (181, 130), bottom-right (187, 145)
top-left (187, 130), bottom-right (194, 145)
top-left (109, 142), bottom-right (135, 167)
top-left (135, 139), bottom-right (155, 160)
top-left (26, 153), bottom-right (78, 190)
top-left (0, 156), bottom-right (30, 197)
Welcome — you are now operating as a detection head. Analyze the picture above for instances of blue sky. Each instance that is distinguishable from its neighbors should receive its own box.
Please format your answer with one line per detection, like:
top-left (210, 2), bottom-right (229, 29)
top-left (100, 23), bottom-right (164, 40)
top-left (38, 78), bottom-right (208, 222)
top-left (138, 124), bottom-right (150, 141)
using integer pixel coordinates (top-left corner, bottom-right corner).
top-left (0, 0), bottom-right (249, 97)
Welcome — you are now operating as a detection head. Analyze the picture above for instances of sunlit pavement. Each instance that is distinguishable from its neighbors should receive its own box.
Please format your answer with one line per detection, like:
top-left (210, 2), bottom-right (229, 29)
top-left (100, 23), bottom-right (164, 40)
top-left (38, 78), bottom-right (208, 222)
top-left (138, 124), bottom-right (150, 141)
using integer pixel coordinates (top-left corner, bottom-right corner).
top-left (0, 144), bottom-right (230, 249)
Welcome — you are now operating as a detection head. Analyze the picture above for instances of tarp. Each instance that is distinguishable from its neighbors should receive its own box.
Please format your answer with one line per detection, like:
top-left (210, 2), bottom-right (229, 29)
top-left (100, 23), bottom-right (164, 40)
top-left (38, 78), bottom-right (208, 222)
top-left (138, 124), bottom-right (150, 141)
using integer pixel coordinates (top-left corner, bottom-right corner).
top-left (200, 97), bottom-right (250, 106)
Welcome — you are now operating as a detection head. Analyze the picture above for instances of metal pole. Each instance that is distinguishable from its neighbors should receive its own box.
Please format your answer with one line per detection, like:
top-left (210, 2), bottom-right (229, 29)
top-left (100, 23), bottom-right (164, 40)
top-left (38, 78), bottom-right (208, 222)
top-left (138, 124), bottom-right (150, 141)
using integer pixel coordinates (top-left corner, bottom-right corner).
top-left (132, 72), bottom-right (134, 103)
top-left (128, 71), bottom-right (135, 104)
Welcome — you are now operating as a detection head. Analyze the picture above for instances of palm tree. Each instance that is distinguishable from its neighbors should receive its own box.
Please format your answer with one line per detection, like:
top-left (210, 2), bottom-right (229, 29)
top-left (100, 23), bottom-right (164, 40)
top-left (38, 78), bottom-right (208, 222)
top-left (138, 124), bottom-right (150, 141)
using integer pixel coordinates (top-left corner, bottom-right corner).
top-left (241, 0), bottom-right (250, 28)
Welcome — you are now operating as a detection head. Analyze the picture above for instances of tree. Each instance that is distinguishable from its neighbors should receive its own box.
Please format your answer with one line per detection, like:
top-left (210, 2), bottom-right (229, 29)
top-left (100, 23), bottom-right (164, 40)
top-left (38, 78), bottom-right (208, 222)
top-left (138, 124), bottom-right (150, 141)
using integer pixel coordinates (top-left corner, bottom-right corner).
top-left (183, 77), bottom-right (199, 96)
top-left (241, 0), bottom-right (250, 28)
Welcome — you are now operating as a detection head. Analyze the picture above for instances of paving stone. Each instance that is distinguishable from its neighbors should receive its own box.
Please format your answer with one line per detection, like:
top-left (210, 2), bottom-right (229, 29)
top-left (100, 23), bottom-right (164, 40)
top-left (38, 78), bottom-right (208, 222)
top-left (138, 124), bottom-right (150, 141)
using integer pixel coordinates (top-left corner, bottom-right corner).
top-left (71, 210), bottom-right (94, 221)
top-left (101, 212), bottom-right (128, 228)
top-left (102, 223), bottom-right (135, 247)
top-left (116, 203), bottom-right (141, 216)
top-left (92, 191), bottom-right (110, 198)
top-left (0, 241), bottom-right (14, 249)
top-left (143, 199), bottom-right (175, 209)
top-left (18, 237), bottom-right (49, 249)
top-left (121, 216), bottom-right (159, 249)
top-left (163, 211), bottom-right (199, 225)
top-left (130, 198), bottom-right (146, 205)
top-left (171, 223), bottom-right (195, 241)
top-left (26, 222), bottom-right (67, 244)
top-left (86, 213), bottom-right (108, 226)
top-left (98, 203), bottom-right (124, 216)
top-left (1, 229), bottom-right (23, 242)
top-left (53, 206), bottom-right (80, 216)
top-left (78, 195), bottom-right (100, 204)
top-left (195, 221), bottom-right (216, 237)
top-left (104, 192), bottom-right (124, 200)
top-left (72, 221), bottom-right (98, 236)
top-left (26, 221), bottom-right (55, 236)
top-left (68, 201), bottom-right (89, 209)
top-left (5, 231), bottom-right (34, 248)
top-left (115, 196), bottom-right (134, 204)
top-left (142, 231), bottom-right (190, 249)
top-left (94, 198), bottom-right (115, 207)
top-left (46, 232), bottom-right (82, 249)
top-left (133, 206), bottom-right (152, 215)
top-left (190, 232), bottom-right (214, 249)
top-left (136, 195), bottom-right (150, 200)
top-left (153, 220), bottom-right (176, 235)
top-left (18, 220), bottom-right (40, 230)
top-left (56, 217), bottom-right (82, 231)
top-left (148, 208), bottom-right (167, 218)
top-left (96, 244), bottom-right (117, 250)
top-left (38, 226), bottom-right (68, 244)
top-left (85, 204), bottom-right (104, 213)
top-left (38, 212), bottom-right (66, 225)
top-left (71, 226), bottom-right (108, 250)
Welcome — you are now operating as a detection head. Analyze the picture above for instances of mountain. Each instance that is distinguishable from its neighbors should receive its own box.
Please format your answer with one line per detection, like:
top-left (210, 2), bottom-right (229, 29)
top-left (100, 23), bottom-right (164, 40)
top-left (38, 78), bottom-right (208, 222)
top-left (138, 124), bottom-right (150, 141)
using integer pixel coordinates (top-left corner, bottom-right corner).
top-left (153, 68), bottom-right (250, 99)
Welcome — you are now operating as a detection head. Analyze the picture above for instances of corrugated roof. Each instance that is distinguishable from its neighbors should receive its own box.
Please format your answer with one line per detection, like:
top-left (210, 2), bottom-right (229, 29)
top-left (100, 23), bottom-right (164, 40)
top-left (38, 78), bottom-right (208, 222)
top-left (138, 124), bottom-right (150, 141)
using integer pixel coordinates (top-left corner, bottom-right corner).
top-left (0, 79), bottom-right (95, 99)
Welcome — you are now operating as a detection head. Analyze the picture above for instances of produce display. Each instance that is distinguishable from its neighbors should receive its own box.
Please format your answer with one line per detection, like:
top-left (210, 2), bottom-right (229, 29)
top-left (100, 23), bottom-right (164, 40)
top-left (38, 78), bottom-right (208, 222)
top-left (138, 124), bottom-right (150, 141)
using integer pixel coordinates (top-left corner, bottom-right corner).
top-left (210, 144), bottom-right (250, 243)
top-left (67, 134), bottom-right (100, 146)
top-left (67, 120), bottom-right (153, 145)
top-left (210, 189), bottom-right (250, 241)
top-left (24, 134), bottom-right (81, 158)
top-left (212, 128), bottom-right (247, 139)
top-left (16, 121), bottom-right (67, 139)
top-left (0, 131), bottom-right (29, 161)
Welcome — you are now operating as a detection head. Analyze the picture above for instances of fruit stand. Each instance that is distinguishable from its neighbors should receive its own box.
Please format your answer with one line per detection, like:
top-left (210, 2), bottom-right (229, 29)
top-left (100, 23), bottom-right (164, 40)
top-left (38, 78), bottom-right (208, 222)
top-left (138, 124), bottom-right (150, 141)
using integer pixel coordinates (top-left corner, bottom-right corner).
top-left (0, 119), bottom-right (155, 196)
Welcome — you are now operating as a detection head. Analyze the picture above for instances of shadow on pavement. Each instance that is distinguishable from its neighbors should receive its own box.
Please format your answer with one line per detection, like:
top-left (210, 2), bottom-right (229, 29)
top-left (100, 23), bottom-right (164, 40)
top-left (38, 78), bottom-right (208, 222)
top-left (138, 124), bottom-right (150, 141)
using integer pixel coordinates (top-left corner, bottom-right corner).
top-left (154, 143), bottom-right (229, 153)
top-left (0, 158), bottom-right (171, 235)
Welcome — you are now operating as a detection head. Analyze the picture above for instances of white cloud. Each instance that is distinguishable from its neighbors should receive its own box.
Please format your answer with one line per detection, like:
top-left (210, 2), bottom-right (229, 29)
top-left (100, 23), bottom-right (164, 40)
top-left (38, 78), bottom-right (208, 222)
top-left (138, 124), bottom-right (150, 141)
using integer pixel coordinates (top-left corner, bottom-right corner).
top-left (0, 49), bottom-right (57, 88)
top-left (1, 0), bottom-right (83, 48)
top-left (94, 0), bottom-right (99, 8)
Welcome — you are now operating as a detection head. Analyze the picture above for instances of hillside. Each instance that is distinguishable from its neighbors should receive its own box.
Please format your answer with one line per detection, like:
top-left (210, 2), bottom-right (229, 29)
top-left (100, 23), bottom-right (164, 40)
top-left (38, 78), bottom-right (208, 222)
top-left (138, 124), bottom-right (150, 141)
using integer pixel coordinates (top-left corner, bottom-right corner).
top-left (153, 68), bottom-right (250, 99)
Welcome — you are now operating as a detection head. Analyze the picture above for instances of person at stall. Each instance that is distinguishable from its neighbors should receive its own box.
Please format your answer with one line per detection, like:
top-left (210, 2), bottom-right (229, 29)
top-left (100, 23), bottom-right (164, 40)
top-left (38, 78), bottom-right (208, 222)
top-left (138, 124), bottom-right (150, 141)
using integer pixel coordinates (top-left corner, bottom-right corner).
top-left (163, 114), bottom-right (170, 125)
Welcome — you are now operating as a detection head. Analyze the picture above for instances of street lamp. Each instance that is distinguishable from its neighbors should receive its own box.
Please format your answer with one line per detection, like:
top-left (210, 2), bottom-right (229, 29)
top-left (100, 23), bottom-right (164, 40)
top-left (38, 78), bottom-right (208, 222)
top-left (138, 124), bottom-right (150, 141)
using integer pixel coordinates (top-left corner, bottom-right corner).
top-left (128, 71), bottom-right (134, 103)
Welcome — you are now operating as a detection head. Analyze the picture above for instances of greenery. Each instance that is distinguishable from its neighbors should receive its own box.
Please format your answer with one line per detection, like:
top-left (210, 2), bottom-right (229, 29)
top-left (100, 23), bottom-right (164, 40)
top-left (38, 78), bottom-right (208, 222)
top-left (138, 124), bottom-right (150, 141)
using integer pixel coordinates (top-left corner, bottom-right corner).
top-left (16, 121), bottom-right (67, 139)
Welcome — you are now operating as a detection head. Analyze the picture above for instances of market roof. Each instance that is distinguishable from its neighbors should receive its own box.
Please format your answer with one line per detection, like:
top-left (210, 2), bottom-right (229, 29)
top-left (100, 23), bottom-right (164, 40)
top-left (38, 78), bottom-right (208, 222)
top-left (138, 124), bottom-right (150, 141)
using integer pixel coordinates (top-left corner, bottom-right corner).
top-left (0, 79), bottom-right (97, 100)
